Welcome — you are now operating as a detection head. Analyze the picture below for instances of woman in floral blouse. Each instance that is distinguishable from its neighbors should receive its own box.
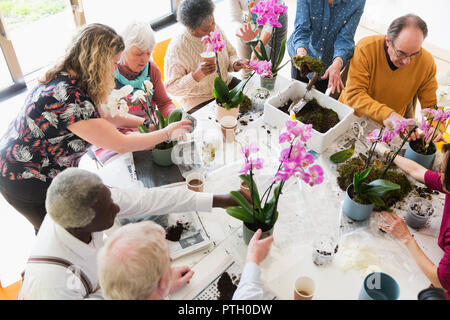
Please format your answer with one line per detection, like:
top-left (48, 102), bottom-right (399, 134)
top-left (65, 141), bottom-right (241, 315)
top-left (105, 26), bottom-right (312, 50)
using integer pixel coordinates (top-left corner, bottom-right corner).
top-left (0, 24), bottom-right (191, 232)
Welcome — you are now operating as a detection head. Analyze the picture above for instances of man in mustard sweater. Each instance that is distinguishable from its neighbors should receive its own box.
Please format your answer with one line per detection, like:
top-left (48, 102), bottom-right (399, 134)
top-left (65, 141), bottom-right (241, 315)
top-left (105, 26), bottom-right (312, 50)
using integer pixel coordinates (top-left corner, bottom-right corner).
top-left (339, 14), bottom-right (438, 125)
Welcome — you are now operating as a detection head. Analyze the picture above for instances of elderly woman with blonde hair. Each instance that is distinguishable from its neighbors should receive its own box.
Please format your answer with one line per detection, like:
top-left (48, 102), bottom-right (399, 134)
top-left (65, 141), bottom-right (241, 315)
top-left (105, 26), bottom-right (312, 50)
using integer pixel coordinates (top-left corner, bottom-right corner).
top-left (0, 23), bottom-right (191, 232)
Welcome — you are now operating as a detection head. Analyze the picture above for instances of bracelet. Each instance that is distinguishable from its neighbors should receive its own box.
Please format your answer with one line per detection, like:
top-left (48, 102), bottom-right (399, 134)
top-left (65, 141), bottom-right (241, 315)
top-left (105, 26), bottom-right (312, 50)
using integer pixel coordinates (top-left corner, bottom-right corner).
top-left (386, 151), bottom-right (395, 163)
top-left (143, 119), bottom-right (151, 128)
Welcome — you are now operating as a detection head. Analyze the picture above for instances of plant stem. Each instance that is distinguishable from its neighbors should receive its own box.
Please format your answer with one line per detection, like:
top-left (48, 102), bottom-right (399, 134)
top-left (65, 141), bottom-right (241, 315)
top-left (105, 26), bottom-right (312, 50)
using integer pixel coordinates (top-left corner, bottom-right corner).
top-left (364, 128), bottom-right (384, 170)
top-left (215, 52), bottom-right (222, 80)
top-left (380, 126), bottom-right (417, 179)
top-left (425, 120), bottom-right (441, 152)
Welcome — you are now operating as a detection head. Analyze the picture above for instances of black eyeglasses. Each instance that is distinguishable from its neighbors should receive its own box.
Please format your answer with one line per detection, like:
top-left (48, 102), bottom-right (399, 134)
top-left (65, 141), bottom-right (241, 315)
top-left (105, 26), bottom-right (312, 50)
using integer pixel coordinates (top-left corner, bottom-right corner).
top-left (390, 41), bottom-right (422, 60)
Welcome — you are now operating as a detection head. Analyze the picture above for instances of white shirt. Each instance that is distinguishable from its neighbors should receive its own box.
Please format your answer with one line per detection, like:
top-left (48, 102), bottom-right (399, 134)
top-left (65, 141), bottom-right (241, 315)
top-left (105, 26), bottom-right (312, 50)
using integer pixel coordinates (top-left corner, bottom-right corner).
top-left (232, 262), bottom-right (264, 300)
top-left (18, 186), bottom-right (213, 300)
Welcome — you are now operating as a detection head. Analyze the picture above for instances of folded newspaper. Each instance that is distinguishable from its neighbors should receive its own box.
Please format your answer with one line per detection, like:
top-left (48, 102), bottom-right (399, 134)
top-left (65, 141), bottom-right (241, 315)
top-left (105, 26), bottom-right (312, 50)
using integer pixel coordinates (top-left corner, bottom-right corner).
top-left (166, 211), bottom-right (212, 260)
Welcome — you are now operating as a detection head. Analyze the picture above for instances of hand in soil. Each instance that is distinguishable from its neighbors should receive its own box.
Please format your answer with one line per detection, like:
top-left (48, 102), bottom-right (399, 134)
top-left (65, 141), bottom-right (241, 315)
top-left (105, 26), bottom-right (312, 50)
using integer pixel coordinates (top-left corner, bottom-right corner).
top-left (246, 229), bottom-right (274, 265)
top-left (169, 266), bottom-right (194, 293)
top-left (378, 211), bottom-right (413, 245)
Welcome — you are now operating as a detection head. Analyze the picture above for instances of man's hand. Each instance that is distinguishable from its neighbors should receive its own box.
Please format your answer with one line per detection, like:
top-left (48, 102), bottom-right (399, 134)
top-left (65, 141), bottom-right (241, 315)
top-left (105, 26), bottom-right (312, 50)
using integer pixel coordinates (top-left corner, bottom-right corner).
top-left (233, 59), bottom-right (249, 72)
top-left (236, 23), bottom-right (260, 42)
top-left (374, 142), bottom-right (391, 157)
top-left (378, 211), bottom-right (414, 245)
top-left (321, 57), bottom-right (344, 94)
top-left (192, 61), bottom-right (216, 82)
top-left (296, 47), bottom-right (307, 57)
top-left (246, 229), bottom-right (273, 265)
top-left (169, 266), bottom-right (194, 293)
top-left (425, 126), bottom-right (446, 143)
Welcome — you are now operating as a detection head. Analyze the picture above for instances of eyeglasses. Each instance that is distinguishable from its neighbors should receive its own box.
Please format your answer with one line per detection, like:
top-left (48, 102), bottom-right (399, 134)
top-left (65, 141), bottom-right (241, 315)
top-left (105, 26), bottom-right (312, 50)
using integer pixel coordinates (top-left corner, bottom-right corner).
top-left (390, 41), bottom-right (422, 60)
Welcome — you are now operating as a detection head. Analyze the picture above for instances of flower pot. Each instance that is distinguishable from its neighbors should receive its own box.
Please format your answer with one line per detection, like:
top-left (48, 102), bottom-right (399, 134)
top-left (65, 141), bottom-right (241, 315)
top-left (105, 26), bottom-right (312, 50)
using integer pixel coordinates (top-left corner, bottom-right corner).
top-left (418, 288), bottom-right (446, 300)
top-left (405, 197), bottom-right (434, 229)
top-left (404, 141), bottom-right (436, 169)
top-left (242, 221), bottom-right (274, 245)
top-left (151, 146), bottom-right (174, 166)
top-left (264, 80), bottom-right (354, 153)
top-left (216, 102), bottom-right (239, 121)
top-left (342, 184), bottom-right (374, 221)
top-left (260, 75), bottom-right (277, 91)
top-left (359, 272), bottom-right (400, 300)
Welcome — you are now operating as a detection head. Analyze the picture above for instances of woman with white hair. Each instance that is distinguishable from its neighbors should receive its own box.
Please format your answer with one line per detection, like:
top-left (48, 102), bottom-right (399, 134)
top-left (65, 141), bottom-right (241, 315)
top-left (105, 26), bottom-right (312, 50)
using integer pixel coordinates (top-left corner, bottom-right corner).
top-left (18, 167), bottom-right (247, 299)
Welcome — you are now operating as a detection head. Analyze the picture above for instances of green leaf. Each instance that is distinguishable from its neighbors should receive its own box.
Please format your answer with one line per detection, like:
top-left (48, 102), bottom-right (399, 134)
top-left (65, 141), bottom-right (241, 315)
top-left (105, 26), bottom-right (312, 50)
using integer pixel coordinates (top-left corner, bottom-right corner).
top-left (213, 76), bottom-right (230, 102)
top-left (226, 206), bottom-right (254, 223)
top-left (368, 194), bottom-right (385, 207)
top-left (353, 172), bottom-right (360, 194)
top-left (155, 110), bottom-right (165, 129)
top-left (230, 90), bottom-right (244, 106)
top-left (359, 167), bottom-right (372, 182)
top-left (329, 143), bottom-right (355, 163)
top-left (258, 40), bottom-right (269, 61)
top-left (239, 174), bottom-right (261, 210)
top-left (262, 184), bottom-right (281, 226)
top-left (138, 124), bottom-right (150, 133)
top-left (364, 179), bottom-right (400, 198)
top-left (274, 39), bottom-right (286, 70)
top-left (230, 191), bottom-right (254, 216)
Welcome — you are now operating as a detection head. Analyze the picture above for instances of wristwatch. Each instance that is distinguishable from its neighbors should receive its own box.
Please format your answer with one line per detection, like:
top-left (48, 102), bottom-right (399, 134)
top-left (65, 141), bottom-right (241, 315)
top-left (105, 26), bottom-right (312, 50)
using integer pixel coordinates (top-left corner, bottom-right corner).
top-left (143, 119), bottom-right (151, 128)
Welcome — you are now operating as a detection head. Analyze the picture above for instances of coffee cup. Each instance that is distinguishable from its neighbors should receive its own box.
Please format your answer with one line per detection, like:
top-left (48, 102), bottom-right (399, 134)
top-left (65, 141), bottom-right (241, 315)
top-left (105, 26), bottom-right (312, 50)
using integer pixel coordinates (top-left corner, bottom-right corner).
top-left (219, 116), bottom-right (237, 143)
top-left (200, 51), bottom-right (216, 64)
top-left (186, 172), bottom-right (204, 192)
top-left (294, 276), bottom-right (315, 300)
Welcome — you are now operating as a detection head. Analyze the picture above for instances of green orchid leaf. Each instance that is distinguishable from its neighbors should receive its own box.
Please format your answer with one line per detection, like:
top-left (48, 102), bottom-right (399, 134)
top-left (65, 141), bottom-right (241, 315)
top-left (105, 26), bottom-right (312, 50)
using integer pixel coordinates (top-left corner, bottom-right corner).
top-left (138, 124), bottom-right (150, 133)
top-left (226, 206), bottom-right (254, 223)
top-left (239, 174), bottom-right (261, 210)
top-left (367, 194), bottom-right (385, 207)
top-left (258, 40), bottom-right (269, 61)
top-left (330, 143), bottom-right (355, 163)
top-left (364, 179), bottom-right (400, 198)
top-left (230, 191), bottom-right (254, 216)
top-left (155, 110), bottom-right (165, 129)
top-left (274, 39), bottom-right (286, 70)
top-left (213, 76), bottom-right (230, 102)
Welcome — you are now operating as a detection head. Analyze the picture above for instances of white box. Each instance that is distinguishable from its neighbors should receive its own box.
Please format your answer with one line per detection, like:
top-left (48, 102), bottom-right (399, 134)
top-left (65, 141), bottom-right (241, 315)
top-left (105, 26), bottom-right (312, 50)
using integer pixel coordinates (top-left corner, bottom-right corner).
top-left (264, 79), bottom-right (354, 153)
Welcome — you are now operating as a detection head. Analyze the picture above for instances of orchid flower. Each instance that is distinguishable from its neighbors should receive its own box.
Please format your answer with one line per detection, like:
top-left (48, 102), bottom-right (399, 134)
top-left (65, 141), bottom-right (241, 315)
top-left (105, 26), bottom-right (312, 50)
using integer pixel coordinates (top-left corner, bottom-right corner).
top-left (201, 30), bottom-right (226, 53)
top-left (101, 85), bottom-right (133, 117)
top-left (250, 59), bottom-right (273, 78)
top-left (251, 0), bottom-right (288, 28)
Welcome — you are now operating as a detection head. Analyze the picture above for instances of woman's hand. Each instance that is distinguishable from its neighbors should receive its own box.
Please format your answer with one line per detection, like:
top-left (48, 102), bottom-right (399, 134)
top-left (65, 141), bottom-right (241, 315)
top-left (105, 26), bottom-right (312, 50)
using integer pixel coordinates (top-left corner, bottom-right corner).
top-left (378, 211), bottom-right (414, 245)
top-left (246, 229), bottom-right (274, 265)
top-left (192, 61), bottom-right (216, 81)
top-left (321, 57), bottom-right (344, 94)
top-left (236, 23), bottom-right (260, 42)
top-left (167, 120), bottom-right (192, 140)
top-left (233, 59), bottom-right (249, 72)
top-left (169, 266), bottom-right (194, 293)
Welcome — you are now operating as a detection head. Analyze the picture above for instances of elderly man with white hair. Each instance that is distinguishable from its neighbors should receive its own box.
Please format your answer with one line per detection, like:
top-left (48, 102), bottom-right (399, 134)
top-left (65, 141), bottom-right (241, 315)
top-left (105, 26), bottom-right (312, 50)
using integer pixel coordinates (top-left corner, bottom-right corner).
top-left (18, 168), bottom-right (244, 299)
top-left (98, 221), bottom-right (273, 300)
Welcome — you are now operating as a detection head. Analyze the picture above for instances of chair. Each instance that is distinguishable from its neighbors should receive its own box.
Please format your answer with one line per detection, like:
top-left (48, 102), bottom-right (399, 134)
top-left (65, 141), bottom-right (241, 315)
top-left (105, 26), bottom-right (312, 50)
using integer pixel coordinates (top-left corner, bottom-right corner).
top-left (152, 38), bottom-right (172, 83)
top-left (0, 279), bottom-right (21, 300)
top-left (152, 38), bottom-right (183, 110)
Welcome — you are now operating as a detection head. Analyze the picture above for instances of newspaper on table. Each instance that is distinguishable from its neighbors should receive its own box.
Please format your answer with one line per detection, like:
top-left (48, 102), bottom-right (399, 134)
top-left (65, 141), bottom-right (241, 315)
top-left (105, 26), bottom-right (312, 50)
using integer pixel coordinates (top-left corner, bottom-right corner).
top-left (166, 211), bottom-right (212, 260)
top-left (169, 247), bottom-right (277, 300)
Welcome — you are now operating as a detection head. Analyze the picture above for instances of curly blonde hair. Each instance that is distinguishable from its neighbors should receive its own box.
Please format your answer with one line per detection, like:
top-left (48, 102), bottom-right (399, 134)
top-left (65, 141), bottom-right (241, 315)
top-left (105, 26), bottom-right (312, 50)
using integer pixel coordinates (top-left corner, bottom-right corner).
top-left (41, 23), bottom-right (124, 104)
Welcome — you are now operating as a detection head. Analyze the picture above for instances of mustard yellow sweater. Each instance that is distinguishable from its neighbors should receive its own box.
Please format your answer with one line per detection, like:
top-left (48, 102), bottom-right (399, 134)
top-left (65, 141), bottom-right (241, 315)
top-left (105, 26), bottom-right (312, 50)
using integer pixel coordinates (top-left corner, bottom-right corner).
top-left (339, 35), bottom-right (438, 124)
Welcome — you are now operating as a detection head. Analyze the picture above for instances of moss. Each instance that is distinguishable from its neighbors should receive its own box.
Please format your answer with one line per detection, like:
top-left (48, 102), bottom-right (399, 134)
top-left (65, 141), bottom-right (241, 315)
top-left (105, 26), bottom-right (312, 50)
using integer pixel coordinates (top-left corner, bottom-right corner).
top-left (239, 94), bottom-right (253, 114)
top-left (337, 157), bottom-right (413, 211)
top-left (295, 98), bottom-right (340, 133)
top-left (292, 55), bottom-right (324, 76)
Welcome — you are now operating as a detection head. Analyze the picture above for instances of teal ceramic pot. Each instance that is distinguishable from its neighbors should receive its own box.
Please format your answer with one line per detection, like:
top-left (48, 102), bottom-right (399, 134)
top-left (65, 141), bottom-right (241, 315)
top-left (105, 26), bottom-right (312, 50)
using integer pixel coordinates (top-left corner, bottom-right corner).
top-left (359, 272), bottom-right (400, 300)
top-left (151, 146), bottom-right (174, 166)
top-left (260, 76), bottom-right (277, 91)
top-left (242, 222), bottom-right (274, 245)
top-left (404, 141), bottom-right (436, 169)
top-left (342, 184), bottom-right (374, 221)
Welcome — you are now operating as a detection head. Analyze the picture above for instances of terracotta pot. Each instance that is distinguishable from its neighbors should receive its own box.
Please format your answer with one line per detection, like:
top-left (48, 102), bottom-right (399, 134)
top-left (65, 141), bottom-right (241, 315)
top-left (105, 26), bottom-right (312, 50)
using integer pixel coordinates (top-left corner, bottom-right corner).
top-left (216, 102), bottom-right (239, 121)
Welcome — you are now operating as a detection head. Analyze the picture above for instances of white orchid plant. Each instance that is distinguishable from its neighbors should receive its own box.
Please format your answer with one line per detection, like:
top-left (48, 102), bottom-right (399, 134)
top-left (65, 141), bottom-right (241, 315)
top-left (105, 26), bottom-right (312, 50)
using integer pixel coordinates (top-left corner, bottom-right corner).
top-left (101, 85), bottom-right (133, 118)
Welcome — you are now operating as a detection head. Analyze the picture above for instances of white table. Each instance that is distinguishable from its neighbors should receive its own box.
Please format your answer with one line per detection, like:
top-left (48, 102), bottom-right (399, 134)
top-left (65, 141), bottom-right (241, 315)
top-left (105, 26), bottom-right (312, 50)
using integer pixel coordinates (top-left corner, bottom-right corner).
top-left (98, 74), bottom-right (445, 300)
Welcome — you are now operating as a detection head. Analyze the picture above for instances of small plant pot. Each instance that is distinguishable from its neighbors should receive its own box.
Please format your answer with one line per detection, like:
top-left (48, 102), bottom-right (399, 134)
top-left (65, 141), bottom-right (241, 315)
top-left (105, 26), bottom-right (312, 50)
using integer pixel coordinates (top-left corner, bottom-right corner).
top-left (404, 141), bottom-right (436, 169)
top-left (216, 102), bottom-right (239, 121)
top-left (342, 184), bottom-right (374, 221)
top-left (418, 287), bottom-right (446, 300)
top-left (359, 272), bottom-right (400, 300)
top-left (151, 146), bottom-right (174, 166)
top-left (405, 197), bottom-right (434, 229)
top-left (260, 75), bottom-right (277, 91)
top-left (242, 221), bottom-right (273, 245)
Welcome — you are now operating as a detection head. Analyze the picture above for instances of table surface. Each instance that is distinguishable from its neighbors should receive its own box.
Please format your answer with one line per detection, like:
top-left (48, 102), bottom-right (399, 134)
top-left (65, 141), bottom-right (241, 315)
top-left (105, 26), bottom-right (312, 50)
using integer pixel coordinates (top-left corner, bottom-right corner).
top-left (97, 75), bottom-right (445, 300)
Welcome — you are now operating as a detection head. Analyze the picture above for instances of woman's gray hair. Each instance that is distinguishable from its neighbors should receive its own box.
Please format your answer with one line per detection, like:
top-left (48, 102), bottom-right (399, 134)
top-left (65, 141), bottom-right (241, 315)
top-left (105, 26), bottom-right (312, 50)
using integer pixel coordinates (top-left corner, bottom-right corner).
top-left (45, 168), bottom-right (104, 229)
top-left (177, 0), bottom-right (215, 30)
top-left (97, 221), bottom-right (171, 300)
top-left (121, 21), bottom-right (156, 53)
top-left (387, 14), bottom-right (428, 42)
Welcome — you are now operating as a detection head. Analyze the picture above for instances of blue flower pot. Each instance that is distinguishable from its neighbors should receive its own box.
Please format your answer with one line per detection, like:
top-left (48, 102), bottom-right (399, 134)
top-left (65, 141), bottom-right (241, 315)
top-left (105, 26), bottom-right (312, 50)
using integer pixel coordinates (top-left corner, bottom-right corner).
top-left (404, 141), bottom-right (436, 169)
top-left (359, 272), bottom-right (400, 300)
top-left (342, 184), bottom-right (374, 221)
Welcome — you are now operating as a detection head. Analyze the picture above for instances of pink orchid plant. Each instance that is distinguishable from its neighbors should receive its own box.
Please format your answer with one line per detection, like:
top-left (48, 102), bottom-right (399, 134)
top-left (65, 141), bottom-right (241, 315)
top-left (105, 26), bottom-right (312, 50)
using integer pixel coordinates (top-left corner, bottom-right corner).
top-left (250, 60), bottom-right (273, 78)
top-left (202, 29), bottom-right (226, 79)
top-left (417, 106), bottom-right (450, 153)
top-left (226, 120), bottom-right (323, 230)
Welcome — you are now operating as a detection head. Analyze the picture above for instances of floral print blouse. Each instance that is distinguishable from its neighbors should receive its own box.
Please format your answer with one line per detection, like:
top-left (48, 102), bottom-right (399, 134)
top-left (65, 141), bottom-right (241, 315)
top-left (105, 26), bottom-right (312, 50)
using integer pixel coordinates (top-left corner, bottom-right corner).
top-left (0, 73), bottom-right (100, 182)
